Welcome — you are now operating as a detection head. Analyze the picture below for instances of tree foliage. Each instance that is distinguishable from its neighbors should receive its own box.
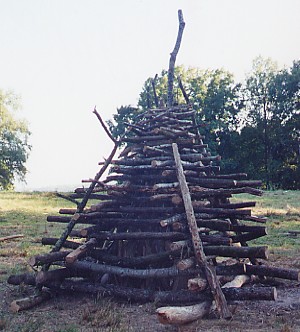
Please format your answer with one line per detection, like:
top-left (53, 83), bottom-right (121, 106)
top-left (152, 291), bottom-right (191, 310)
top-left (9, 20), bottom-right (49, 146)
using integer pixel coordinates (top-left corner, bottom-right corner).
top-left (0, 90), bottom-right (31, 190)
top-left (108, 59), bottom-right (300, 189)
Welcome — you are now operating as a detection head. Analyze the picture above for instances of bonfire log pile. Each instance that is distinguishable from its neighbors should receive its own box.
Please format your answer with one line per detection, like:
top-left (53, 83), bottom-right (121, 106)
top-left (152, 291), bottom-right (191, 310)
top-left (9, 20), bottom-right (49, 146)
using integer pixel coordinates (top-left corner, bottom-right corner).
top-left (8, 105), bottom-right (300, 322)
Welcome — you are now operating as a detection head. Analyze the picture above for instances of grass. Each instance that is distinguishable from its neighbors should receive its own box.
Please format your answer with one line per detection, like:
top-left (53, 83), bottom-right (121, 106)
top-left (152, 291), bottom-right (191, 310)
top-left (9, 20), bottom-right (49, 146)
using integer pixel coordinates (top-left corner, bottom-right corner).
top-left (231, 190), bottom-right (300, 262)
top-left (0, 191), bottom-right (74, 280)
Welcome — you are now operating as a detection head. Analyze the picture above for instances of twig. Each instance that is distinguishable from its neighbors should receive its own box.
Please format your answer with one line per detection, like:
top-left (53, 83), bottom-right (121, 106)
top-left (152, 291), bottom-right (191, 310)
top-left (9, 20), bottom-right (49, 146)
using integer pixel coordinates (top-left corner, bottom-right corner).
top-left (55, 193), bottom-right (79, 206)
top-left (177, 75), bottom-right (190, 104)
top-left (93, 106), bottom-right (117, 144)
top-left (152, 74), bottom-right (159, 108)
top-left (0, 234), bottom-right (24, 242)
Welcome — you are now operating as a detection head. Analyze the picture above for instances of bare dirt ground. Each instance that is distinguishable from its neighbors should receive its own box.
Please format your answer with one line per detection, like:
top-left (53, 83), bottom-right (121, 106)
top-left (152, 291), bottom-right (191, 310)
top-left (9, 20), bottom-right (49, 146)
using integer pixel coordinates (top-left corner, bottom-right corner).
top-left (1, 255), bottom-right (300, 332)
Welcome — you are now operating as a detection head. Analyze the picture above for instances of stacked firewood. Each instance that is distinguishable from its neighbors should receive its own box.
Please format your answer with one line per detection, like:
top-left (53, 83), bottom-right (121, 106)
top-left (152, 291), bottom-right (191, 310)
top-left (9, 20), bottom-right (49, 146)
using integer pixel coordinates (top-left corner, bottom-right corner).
top-left (8, 105), bottom-right (300, 322)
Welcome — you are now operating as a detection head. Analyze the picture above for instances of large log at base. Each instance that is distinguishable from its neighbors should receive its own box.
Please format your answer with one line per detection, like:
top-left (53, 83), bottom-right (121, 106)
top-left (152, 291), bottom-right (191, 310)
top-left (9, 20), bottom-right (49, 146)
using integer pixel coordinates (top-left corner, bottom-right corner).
top-left (41, 279), bottom-right (277, 304)
top-left (155, 273), bottom-right (265, 325)
top-left (156, 301), bottom-right (212, 325)
top-left (155, 286), bottom-right (277, 306)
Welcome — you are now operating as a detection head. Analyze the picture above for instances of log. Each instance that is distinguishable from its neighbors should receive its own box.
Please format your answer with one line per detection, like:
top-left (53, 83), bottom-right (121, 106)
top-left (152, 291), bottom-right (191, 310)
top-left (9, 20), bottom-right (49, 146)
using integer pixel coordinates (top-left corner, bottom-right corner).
top-left (66, 261), bottom-right (198, 279)
top-left (7, 273), bottom-right (36, 286)
top-left (231, 229), bottom-right (267, 243)
top-left (177, 258), bottom-right (195, 271)
top-left (172, 143), bottom-right (231, 320)
top-left (221, 275), bottom-right (250, 288)
top-left (168, 242), bottom-right (269, 259)
top-left (204, 245), bottom-right (269, 259)
top-left (10, 291), bottom-right (51, 313)
top-left (41, 279), bottom-right (276, 305)
top-left (42, 237), bottom-right (80, 249)
top-left (65, 238), bottom-right (97, 264)
top-left (156, 301), bottom-right (212, 325)
top-left (245, 264), bottom-right (300, 281)
top-left (88, 231), bottom-right (231, 245)
top-left (155, 286), bottom-right (277, 306)
top-left (29, 251), bottom-right (71, 266)
top-left (36, 268), bottom-right (73, 285)
top-left (187, 277), bottom-right (208, 291)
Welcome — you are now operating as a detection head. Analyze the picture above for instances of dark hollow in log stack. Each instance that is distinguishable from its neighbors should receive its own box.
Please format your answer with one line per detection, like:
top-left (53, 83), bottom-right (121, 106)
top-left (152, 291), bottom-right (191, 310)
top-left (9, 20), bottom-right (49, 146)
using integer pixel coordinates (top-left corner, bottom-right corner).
top-left (8, 104), bottom-right (300, 320)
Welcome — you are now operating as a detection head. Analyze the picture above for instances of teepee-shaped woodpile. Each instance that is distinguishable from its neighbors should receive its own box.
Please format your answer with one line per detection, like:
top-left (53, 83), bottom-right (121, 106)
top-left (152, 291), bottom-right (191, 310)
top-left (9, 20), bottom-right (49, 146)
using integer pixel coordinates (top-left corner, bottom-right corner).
top-left (8, 10), bottom-right (300, 323)
top-left (8, 103), bottom-right (300, 322)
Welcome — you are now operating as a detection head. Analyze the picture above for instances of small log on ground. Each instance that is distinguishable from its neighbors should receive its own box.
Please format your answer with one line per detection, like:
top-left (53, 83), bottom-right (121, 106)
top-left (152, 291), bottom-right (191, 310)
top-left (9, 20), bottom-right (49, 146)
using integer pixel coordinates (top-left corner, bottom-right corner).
top-left (10, 291), bottom-right (51, 313)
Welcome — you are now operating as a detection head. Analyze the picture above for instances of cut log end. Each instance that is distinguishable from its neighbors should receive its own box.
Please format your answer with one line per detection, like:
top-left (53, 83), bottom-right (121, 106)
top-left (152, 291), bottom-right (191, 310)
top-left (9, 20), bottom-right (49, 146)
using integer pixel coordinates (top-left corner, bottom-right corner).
top-left (156, 301), bottom-right (212, 325)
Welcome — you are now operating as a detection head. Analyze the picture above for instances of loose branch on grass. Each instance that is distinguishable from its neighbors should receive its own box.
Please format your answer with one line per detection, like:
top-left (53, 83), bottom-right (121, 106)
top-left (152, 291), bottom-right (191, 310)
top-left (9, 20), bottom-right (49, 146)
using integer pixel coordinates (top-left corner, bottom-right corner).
top-left (0, 234), bottom-right (24, 242)
top-left (10, 291), bottom-right (51, 313)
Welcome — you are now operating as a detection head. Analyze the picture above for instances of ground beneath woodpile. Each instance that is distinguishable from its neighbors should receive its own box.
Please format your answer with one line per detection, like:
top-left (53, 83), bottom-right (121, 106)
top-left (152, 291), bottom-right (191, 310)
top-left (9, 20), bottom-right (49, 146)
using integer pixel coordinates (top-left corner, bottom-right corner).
top-left (1, 257), bottom-right (300, 332)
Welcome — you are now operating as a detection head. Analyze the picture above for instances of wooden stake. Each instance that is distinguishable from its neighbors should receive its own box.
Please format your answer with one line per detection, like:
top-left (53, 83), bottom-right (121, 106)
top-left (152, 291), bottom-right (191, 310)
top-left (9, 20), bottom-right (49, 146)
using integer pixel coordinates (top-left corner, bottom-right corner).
top-left (167, 10), bottom-right (185, 107)
top-left (172, 142), bottom-right (231, 320)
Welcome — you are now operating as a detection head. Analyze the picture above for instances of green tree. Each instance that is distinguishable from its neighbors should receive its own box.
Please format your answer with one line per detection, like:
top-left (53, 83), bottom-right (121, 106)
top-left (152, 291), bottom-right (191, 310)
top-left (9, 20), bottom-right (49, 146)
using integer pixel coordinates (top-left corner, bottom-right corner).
top-left (221, 58), bottom-right (300, 189)
top-left (0, 90), bottom-right (31, 190)
top-left (106, 105), bottom-right (141, 143)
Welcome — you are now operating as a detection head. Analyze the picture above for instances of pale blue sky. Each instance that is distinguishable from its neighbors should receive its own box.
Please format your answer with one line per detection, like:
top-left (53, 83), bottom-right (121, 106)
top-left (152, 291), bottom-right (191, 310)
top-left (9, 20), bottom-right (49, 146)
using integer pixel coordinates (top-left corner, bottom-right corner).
top-left (0, 0), bottom-right (299, 190)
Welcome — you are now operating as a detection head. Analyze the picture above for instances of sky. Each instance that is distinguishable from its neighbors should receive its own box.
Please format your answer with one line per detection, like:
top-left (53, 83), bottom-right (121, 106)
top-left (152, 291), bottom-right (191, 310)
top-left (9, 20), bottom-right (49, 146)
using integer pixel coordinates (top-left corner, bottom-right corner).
top-left (0, 0), bottom-right (299, 191)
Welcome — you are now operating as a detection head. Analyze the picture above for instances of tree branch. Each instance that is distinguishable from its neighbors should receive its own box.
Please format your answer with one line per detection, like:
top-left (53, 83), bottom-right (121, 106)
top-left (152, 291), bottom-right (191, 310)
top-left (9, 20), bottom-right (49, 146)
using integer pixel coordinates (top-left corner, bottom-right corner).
top-left (167, 10), bottom-right (185, 108)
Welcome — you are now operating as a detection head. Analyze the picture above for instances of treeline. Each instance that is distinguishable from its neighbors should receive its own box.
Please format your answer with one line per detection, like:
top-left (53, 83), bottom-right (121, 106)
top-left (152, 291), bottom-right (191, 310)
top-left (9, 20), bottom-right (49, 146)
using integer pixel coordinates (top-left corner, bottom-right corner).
top-left (108, 57), bottom-right (300, 189)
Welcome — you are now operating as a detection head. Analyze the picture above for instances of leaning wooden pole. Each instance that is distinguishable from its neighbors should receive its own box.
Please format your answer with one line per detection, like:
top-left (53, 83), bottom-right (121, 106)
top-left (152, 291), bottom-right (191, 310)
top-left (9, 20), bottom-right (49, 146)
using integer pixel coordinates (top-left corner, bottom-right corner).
top-left (172, 143), bottom-right (232, 320)
top-left (48, 110), bottom-right (120, 259)
top-left (167, 9), bottom-right (185, 108)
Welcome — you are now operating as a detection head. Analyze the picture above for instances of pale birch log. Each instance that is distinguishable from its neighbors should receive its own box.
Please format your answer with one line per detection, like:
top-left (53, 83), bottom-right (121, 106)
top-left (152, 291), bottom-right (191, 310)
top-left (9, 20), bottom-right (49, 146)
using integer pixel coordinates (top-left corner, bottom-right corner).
top-left (156, 301), bottom-right (212, 325)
